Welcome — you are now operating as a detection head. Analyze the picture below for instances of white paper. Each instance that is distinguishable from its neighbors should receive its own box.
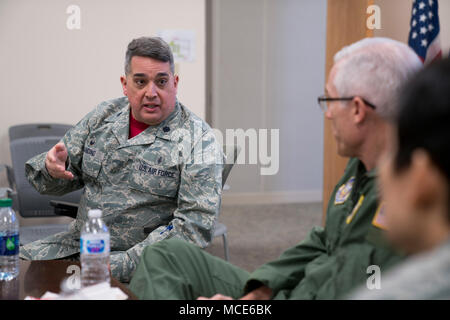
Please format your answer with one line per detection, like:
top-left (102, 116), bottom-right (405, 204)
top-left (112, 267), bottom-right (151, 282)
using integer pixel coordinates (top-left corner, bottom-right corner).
top-left (157, 30), bottom-right (196, 62)
top-left (24, 282), bottom-right (128, 300)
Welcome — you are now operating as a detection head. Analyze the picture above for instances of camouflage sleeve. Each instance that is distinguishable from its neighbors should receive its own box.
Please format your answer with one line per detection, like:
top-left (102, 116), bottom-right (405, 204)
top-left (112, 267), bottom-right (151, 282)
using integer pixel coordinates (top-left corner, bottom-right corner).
top-left (24, 102), bottom-right (110, 196)
top-left (25, 135), bottom-right (86, 197)
top-left (110, 130), bottom-right (225, 283)
top-left (23, 150), bottom-right (71, 196)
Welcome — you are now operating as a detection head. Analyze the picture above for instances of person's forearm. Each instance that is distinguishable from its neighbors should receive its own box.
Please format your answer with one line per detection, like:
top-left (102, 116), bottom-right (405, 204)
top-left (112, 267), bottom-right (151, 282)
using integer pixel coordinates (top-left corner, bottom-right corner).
top-left (25, 152), bottom-right (80, 196)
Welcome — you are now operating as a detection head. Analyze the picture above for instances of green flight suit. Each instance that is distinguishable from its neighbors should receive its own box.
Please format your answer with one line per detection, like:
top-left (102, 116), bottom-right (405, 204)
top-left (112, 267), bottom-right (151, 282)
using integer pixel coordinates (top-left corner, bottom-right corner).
top-left (128, 158), bottom-right (403, 299)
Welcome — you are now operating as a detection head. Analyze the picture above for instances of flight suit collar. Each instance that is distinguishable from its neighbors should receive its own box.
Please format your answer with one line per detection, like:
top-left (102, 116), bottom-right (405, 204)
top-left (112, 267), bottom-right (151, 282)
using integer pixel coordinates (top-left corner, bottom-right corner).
top-left (356, 159), bottom-right (377, 179)
top-left (366, 167), bottom-right (377, 178)
top-left (106, 100), bottom-right (182, 147)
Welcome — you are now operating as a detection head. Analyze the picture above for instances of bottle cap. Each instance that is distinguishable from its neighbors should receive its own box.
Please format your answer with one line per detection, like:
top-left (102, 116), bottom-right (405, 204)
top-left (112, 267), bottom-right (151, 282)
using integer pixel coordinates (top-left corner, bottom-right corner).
top-left (0, 198), bottom-right (13, 207)
top-left (87, 209), bottom-right (102, 218)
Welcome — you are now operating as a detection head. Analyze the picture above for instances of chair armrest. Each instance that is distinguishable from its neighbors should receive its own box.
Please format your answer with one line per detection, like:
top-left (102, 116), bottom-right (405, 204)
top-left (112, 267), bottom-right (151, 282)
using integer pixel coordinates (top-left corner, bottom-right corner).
top-left (6, 165), bottom-right (15, 191)
top-left (49, 200), bottom-right (78, 219)
top-left (0, 187), bottom-right (17, 211)
top-left (0, 187), bottom-right (12, 198)
top-left (0, 164), bottom-right (15, 190)
top-left (0, 165), bottom-right (18, 211)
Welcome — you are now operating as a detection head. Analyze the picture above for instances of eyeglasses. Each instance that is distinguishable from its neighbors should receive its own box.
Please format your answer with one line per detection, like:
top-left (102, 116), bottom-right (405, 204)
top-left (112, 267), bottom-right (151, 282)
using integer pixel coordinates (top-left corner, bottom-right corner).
top-left (317, 95), bottom-right (377, 113)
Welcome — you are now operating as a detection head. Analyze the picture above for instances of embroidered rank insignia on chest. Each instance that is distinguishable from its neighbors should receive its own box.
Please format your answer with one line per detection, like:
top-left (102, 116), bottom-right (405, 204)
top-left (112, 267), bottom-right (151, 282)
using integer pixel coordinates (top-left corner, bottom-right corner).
top-left (334, 176), bottom-right (355, 205)
top-left (372, 202), bottom-right (388, 230)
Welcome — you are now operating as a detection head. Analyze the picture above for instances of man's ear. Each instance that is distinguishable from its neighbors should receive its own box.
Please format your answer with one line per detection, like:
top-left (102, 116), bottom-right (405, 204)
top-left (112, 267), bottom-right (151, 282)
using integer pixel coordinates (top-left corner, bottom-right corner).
top-left (173, 74), bottom-right (179, 90)
top-left (120, 76), bottom-right (128, 96)
top-left (352, 96), bottom-right (367, 125)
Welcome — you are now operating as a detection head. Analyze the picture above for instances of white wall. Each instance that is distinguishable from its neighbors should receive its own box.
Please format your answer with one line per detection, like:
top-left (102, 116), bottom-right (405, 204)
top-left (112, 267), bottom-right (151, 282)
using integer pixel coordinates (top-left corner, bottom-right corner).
top-left (0, 0), bottom-right (205, 225)
top-left (212, 0), bottom-right (327, 204)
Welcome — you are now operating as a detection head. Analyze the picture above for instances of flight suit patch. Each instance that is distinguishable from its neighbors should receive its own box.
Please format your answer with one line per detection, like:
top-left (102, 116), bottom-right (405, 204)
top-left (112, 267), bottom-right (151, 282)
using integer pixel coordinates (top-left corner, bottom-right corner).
top-left (372, 203), bottom-right (388, 230)
top-left (346, 194), bottom-right (364, 224)
top-left (334, 177), bottom-right (355, 204)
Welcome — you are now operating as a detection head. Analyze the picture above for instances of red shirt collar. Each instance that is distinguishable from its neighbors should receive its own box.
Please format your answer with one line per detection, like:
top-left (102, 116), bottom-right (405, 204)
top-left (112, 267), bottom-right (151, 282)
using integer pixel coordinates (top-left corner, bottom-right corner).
top-left (129, 110), bottom-right (150, 139)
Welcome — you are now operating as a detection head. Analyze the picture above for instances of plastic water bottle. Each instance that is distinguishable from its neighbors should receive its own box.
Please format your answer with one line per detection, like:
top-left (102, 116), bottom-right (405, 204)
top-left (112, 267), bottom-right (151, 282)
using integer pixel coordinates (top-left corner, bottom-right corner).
top-left (80, 209), bottom-right (110, 287)
top-left (0, 198), bottom-right (19, 281)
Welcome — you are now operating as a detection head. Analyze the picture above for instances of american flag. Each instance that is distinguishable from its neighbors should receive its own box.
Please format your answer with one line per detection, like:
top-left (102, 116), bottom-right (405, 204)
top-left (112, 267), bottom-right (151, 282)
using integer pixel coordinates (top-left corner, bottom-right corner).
top-left (408, 0), bottom-right (442, 64)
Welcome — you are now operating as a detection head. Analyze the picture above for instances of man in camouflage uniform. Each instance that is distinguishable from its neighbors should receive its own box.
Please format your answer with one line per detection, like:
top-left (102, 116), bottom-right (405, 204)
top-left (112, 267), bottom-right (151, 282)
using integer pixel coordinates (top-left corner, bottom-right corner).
top-left (128, 38), bottom-right (423, 299)
top-left (20, 37), bottom-right (224, 283)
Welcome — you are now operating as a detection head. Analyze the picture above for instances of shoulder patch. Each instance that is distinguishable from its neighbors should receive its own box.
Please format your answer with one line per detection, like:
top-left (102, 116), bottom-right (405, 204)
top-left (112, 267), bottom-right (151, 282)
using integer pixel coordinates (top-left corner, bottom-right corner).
top-left (346, 194), bottom-right (364, 224)
top-left (334, 176), bottom-right (355, 205)
top-left (372, 202), bottom-right (388, 230)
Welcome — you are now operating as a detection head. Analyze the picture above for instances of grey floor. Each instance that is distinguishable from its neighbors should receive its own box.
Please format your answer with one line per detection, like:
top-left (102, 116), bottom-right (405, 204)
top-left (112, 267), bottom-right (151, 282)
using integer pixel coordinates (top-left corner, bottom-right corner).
top-left (205, 202), bottom-right (323, 272)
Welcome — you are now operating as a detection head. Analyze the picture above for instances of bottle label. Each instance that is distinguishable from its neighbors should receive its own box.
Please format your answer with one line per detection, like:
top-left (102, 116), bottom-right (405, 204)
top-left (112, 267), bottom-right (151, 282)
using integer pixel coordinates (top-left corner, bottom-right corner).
top-left (0, 234), bottom-right (19, 256)
top-left (80, 234), bottom-right (110, 255)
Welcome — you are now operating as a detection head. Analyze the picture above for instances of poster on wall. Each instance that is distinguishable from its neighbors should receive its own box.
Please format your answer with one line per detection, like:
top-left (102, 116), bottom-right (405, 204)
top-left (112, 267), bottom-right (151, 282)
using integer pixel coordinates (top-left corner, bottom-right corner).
top-left (157, 30), bottom-right (196, 62)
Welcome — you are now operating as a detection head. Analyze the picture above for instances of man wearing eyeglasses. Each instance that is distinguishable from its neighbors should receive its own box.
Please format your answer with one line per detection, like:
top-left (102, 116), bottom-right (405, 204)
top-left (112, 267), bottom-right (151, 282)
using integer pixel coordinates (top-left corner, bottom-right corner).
top-left (128, 37), bottom-right (423, 300)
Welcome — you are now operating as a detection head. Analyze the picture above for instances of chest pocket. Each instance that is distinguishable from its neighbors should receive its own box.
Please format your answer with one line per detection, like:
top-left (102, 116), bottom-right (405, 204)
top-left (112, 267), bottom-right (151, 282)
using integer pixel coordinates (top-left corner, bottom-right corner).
top-left (82, 144), bottom-right (104, 179)
top-left (129, 157), bottom-right (180, 198)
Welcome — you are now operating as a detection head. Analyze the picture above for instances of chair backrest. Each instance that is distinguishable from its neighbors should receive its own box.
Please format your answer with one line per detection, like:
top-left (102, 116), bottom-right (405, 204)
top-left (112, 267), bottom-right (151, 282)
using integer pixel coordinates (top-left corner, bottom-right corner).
top-left (9, 123), bottom-right (74, 142)
top-left (8, 124), bottom-right (83, 218)
top-left (222, 144), bottom-right (240, 187)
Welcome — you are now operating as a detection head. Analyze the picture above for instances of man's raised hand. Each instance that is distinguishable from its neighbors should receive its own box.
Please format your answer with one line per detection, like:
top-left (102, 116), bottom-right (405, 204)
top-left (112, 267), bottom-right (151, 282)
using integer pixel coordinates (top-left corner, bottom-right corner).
top-left (45, 142), bottom-right (74, 180)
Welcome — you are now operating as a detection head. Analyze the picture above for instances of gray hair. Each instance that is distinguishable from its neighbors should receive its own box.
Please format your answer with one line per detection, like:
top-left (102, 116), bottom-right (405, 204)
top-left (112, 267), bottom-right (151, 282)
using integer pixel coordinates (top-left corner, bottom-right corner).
top-left (333, 37), bottom-right (422, 119)
top-left (124, 36), bottom-right (175, 75)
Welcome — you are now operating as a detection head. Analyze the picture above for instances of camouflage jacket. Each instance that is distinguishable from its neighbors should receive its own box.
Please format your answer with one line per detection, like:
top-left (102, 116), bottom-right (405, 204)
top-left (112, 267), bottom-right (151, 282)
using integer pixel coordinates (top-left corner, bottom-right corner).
top-left (20, 97), bottom-right (224, 282)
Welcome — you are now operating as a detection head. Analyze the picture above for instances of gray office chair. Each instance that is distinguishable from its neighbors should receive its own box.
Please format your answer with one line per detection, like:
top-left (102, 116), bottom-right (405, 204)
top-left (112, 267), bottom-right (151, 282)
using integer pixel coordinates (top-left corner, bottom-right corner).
top-left (4, 124), bottom-right (82, 245)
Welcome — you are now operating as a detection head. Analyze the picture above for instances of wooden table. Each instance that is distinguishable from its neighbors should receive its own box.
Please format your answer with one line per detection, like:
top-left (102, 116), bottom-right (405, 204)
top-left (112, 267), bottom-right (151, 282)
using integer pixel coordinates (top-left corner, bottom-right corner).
top-left (0, 260), bottom-right (137, 300)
